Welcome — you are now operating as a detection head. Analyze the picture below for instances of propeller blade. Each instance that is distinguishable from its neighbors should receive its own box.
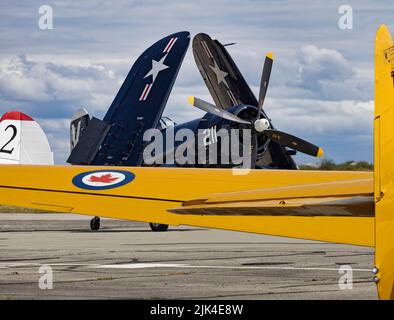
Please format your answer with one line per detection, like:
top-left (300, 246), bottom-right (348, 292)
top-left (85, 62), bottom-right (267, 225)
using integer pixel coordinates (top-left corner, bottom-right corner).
top-left (264, 129), bottom-right (324, 158)
top-left (188, 96), bottom-right (250, 124)
top-left (256, 52), bottom-right (274, 121)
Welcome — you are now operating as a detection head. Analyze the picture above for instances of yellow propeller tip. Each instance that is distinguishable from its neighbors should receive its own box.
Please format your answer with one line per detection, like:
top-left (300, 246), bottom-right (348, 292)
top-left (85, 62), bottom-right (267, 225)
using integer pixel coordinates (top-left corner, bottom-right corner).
top-left (188, 96), bottom-right (195, 106)
top-left (317, 148), bottom-right (324, 158)
top-left (266, 51), bottom-right (274, 60)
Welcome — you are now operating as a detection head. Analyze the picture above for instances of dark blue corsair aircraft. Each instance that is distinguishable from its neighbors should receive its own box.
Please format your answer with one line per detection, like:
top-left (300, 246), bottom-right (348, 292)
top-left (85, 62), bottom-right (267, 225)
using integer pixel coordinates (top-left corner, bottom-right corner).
top-left (68, 31), bottom-right (190, 231)
top-left (68, 31), bottom-right (322, 231)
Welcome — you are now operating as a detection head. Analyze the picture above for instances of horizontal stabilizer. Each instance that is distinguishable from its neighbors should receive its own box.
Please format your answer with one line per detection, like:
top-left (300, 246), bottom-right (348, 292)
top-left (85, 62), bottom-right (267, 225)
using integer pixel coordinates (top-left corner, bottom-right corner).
top-left (0, 166), bottom-right (375, 247)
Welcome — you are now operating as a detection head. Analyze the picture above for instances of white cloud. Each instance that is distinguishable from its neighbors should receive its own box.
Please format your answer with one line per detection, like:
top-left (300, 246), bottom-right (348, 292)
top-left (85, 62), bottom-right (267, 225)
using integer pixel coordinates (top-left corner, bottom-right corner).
top-left (298, 45), bottom-right (354, 91)
top-left (37, 118), bottom-right (70, 163)
top-left (267, 98), bottom-right (373, 136)
top-left (0, 56), bottom-right (50, 101)
top-left (0, 55), bottom-right (119, 117)
top-left (1, 0), bottom-right (388, 164)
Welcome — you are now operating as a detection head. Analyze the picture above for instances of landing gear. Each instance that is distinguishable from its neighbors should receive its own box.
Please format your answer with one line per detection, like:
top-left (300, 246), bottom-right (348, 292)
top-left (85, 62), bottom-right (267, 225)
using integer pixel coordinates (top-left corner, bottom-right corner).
top-left (149, 223), bottom-right (169, 232)
top-left (90, 216), bottom-right (101, 231)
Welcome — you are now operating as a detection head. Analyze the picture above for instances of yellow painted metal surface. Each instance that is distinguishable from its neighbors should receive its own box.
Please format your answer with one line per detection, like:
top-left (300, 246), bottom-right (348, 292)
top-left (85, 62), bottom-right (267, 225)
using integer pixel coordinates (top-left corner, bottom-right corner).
top-left (184, 178), bottom-right (373, 204)
top-left (374, 24), bottom-right (394, 300)
top-left (0, 165), bottom-right (374, 246)
top-left (170, 196), bottom-right (374, 217)
top-left (171, 178), bottom-right (374, 217)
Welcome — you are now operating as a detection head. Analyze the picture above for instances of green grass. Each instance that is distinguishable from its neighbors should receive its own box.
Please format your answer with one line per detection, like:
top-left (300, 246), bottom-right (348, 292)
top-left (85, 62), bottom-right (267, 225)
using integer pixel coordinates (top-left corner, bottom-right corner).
top-left (0, 296), bottom-right (17, 300)
top-left (299, 159), bottom-right (373, 171)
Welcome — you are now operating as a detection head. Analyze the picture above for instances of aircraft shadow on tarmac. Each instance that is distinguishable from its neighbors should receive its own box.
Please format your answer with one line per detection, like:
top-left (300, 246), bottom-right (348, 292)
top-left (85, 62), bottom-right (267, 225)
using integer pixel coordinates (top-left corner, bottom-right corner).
top-left (0, 228), bottom-right (202, 233)
top-left (68, 228), bottom-right (202, 233)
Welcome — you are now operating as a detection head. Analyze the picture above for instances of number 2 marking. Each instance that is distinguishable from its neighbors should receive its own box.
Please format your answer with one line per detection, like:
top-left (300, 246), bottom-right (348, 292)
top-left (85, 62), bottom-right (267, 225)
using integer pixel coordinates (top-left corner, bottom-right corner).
top-left (0, 124), bottom-right (17, 154)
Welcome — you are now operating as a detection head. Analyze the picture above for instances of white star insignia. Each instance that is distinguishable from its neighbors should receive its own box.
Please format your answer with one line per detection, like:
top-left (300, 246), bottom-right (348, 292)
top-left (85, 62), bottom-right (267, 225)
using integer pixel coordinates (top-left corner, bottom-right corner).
top-left (209, 60), bottom-right (229, 87)
top-left (144, 54), bottom-right (170, 83)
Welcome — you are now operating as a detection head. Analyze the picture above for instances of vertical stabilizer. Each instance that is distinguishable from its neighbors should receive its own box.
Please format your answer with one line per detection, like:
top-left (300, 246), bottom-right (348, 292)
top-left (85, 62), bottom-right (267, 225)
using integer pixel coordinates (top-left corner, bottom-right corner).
top-left (70, 108), bottom-right (90, 152)
top-left (0, 111), bottom-right (53, 165)
top-left (374, 24), bottom-right (394, 300)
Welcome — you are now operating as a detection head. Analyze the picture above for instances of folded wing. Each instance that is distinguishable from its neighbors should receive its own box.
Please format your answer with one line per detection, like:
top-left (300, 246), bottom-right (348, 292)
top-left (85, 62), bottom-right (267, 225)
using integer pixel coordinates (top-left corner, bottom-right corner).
top-left (193, 33), bottom-right (258, 109)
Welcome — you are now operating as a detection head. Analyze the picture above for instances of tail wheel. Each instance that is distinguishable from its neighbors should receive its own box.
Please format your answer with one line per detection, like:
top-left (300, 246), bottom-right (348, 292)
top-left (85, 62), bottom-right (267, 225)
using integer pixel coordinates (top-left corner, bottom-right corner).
top-left (90, 216), bottom-right (100, 231)
top-left (149, 223), bottom-right (169, 232)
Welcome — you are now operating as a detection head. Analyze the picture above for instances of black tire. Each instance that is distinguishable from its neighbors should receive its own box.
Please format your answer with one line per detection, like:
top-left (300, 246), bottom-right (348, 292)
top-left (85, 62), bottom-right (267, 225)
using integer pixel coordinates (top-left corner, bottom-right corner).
top-left (90, 216), bottom-right (100, 231)
top-left (149, 223), bottom-right (169, 232)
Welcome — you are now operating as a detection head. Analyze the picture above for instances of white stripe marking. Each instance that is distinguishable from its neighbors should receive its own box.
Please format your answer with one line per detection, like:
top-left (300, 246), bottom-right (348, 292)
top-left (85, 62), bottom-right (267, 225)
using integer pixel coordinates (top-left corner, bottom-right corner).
top-left (88, 263), bottom-right (371, 272)
top-left (143, 83), bottom-right (153, 100)
top-left (0, 262), bottom-right (371, 272)
top-left (139, 83), bottom-right (152, 101)
top-left (163, 38), bottom-right (174, 52)
top-left (201, 40), bottom-right (213, 58)
top-left (163, 37), bottom-right (177, 53)
top-left (166, 37), bottom-right (177, 52)
top-left (93, 263), bottom-right (188, 269)
top-left (227, 89), bottom-right (238, 105)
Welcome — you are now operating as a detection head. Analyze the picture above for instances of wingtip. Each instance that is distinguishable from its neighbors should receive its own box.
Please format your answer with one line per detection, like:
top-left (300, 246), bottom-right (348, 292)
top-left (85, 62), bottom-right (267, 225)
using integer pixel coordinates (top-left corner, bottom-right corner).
top-left (266, 51), bottom-right (274, 60)
top-left (188, 96), bottom-right (195, 106)
top-left (317, 148), bottom-right (324, 158)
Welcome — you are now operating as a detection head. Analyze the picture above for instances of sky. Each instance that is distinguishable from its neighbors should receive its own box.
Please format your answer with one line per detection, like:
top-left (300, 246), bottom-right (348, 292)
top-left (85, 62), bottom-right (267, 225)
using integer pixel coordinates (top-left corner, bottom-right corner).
top-left (0, 0), bottom-right (393, 164)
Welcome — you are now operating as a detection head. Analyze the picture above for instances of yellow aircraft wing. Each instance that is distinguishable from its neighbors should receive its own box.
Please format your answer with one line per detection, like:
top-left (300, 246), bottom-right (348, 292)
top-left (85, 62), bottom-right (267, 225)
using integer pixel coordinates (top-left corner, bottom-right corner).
top-left (169, 178), bottom-right (373, 217)
top-left (0, 165), bottom-right (374, 248)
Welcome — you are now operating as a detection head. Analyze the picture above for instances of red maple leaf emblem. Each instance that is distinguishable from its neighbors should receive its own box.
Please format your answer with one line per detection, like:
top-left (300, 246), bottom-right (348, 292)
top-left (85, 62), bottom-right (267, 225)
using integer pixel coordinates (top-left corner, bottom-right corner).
top-left (88, 173), bottom-right (119, 183)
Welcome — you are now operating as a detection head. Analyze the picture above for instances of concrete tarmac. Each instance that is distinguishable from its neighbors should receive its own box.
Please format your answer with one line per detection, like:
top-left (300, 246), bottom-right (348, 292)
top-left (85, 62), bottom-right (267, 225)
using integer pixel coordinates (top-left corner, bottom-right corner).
top-left (0, 213), bottom-right (377, 299)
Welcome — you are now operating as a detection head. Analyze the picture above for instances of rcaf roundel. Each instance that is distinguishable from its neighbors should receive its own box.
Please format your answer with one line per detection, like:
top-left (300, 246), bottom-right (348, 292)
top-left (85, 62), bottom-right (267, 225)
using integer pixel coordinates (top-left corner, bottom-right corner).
top-left (72, 170), bottom-right (135, 190)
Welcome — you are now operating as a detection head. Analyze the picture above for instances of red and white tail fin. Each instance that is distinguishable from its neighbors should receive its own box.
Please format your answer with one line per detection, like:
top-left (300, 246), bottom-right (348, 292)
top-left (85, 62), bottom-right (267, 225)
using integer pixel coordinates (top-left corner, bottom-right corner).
top-left (0, 111), bottom-right (54, 165)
